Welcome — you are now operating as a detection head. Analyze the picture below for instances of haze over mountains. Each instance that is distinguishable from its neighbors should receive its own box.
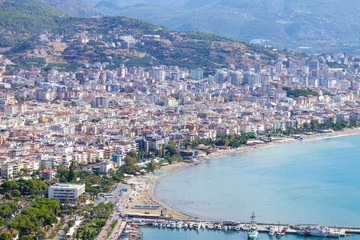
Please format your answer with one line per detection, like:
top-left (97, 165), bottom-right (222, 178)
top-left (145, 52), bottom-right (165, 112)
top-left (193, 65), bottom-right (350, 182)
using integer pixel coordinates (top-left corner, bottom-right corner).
top-left (78, 0), bottom-right (360, 53)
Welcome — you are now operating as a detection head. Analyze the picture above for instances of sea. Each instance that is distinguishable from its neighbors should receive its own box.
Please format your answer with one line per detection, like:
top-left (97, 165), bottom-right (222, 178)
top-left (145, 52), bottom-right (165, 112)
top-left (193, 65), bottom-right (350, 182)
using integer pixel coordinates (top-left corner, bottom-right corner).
top-left (142, 134), bottom-right (360, 239)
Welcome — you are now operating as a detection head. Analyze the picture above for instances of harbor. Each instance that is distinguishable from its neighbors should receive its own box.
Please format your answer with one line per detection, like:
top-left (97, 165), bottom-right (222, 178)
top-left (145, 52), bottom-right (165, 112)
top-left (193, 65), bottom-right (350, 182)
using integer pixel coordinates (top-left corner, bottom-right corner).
top-left (116, 213), bottom-right (360, 239)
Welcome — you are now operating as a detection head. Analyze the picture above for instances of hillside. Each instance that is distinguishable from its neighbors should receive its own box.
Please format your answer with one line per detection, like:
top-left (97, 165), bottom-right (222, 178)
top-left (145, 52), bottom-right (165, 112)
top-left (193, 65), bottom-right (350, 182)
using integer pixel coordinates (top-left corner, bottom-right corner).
top-left (38, 0), bottom-right (101, 17)
top-left (83, 0), bottom-right (360, 53)
top-left (0, 0), bottom-right (285, 71)
top-left (0, 0), bottom-right (74, 47)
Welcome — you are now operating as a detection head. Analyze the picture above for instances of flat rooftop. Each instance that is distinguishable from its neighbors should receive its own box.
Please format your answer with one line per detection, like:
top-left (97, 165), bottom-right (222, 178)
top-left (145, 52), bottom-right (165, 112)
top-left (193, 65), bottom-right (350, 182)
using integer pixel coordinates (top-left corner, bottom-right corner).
top-left (50, 183), bottom-right (85, 189)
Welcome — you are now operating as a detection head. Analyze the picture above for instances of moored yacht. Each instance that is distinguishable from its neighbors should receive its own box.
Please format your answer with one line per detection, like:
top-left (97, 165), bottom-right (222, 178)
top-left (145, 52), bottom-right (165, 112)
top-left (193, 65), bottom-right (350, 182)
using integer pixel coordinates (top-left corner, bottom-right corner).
top-left (247, 226), bottom-right (258, 239)
top-left (268, 227), bottom-right (276, 237)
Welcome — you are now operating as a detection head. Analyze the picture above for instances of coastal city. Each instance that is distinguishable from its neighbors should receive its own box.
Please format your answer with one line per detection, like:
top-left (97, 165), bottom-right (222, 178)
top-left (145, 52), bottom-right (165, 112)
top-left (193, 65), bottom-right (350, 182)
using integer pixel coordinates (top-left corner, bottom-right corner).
top-left (1, 47), bottom-right (360, 239)
top-left (2, 0), bottom-right (360, 239)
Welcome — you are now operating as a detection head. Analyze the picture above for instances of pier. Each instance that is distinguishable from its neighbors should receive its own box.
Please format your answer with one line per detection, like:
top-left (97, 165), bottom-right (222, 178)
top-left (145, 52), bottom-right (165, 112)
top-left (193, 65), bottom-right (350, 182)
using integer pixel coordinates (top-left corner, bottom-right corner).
top-left (121, 214), bottom-right (360, 237)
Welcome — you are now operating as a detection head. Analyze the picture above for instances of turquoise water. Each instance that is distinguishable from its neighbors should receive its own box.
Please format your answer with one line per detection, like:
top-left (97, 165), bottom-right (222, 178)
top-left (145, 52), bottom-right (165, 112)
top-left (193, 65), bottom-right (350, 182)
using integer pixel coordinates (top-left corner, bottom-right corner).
top-left (154, 134), bottom-right (360, 227)
top-left (141, 227), bottom-right (360, 240)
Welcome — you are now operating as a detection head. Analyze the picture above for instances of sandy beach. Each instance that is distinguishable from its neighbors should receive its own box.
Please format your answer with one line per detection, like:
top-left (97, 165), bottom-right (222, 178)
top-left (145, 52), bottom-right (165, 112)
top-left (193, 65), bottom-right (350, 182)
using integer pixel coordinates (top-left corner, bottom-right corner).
top-left (124, 127), bottom-right (360, 220)
top-left (124, 161), bottom-right (195, 220)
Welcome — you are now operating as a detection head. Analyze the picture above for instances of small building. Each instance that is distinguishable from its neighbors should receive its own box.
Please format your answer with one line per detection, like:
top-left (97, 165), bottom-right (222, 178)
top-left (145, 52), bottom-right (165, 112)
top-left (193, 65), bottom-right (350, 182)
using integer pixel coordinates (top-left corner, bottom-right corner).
top-left (112, 154), bottom-right (125, 167)
top-left (48, 183), bottom-right (85, 200)
top-left (41, 169), bottom-right (56, 179)
top-left (99, 162), bottom-right (113, 173)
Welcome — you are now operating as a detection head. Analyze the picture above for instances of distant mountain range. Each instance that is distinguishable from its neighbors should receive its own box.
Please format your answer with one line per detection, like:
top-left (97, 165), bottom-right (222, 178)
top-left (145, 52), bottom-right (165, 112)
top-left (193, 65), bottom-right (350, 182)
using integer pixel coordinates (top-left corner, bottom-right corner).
top-left (75, 0), bottom-right (360, 53)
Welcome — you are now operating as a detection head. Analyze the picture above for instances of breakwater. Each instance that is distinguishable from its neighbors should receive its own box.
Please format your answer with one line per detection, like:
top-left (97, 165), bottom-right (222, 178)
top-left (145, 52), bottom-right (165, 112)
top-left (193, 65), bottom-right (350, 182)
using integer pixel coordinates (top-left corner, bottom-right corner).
top-left (127, 216), bottom-right (360, 237)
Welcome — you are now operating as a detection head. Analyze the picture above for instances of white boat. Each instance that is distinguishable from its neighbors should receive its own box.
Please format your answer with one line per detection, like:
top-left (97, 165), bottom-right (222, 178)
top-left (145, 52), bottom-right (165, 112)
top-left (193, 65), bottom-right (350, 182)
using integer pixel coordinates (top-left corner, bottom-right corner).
top-left (327, 231), bottom-right (341, 238)
top-left (268, 227), bottom-right (276, 237)
top-left (248, 226), bottom-right (258, 239)
top-left (297, 226), bottom-right (311, 236)
top-left (326, 228), bottom-right (341, 238)
top-left (310, 227), bottom-right (328, 237)
top-left (176, 222), bottom-right (182, 229)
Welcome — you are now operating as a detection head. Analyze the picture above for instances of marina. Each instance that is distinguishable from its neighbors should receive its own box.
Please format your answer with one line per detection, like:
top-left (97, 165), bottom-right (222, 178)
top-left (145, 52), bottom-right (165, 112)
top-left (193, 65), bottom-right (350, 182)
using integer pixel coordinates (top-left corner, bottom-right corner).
top-left (120, 216), bottom-right (360, 238)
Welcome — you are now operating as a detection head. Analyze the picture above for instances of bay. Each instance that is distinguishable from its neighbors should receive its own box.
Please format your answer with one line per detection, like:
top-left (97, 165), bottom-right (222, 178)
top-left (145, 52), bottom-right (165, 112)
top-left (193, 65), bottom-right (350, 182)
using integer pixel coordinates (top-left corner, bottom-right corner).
top-left (154, 134), bottom-right (360, 227)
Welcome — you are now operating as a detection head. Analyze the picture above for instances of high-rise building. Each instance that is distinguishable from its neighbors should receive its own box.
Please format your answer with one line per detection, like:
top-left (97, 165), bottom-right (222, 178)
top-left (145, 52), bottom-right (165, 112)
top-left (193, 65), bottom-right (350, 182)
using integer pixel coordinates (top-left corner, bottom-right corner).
top-left (229, 71), bottom-right (243, 85)
top-left (307, 61), bottom-right (320, 71)
top-left (117, 64), bottom-right (127, 78)
top-left (255, 64), bottom-right (262, 73)
top-left (95, 96), bottom-right (108, 108)
top-left (190, 68), bottom-right (204, 80)
top-left (215, 70), bottom-right (228, 83)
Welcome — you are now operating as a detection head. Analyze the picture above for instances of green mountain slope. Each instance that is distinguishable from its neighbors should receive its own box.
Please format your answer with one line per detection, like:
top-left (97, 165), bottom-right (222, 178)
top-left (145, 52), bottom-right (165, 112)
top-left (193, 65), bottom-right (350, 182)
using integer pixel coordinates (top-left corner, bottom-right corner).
top-left (84, 0), bottom-right (360, 52)
top-left (0, 0), bottom-right (285, 71)
top-left (0, 0), bottom-right (72, 47)
top-left (38, 0), bottom-right (101, 17)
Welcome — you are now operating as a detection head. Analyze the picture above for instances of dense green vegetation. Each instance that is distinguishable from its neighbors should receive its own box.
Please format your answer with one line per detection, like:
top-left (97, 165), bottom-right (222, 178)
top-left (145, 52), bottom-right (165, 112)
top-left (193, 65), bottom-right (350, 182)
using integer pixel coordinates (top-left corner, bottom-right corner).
top-left (75, 202), bottom-right (114, 239)
top-left (326, 62), bottom-right (347, 69)
top-left (184, 133), bottom-right (255, 150)
top-left (0, 0), bottom-right (66, 47)
top-left (38, 0), bottom-right (100, 17)
top-left (283, 119), bottom-right (359, 135)
top-left (283, 87), bottom-right (319, 99)
top-left (7, 198), bottom-right (60, 239)
top-left (1, 179), bottom-right (48, 197)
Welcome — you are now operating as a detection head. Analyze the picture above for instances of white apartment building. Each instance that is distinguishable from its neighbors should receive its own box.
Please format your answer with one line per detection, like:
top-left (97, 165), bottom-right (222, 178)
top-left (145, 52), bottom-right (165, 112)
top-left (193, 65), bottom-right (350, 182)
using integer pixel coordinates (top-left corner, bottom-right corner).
top-left (48, 183), bottom-right (85, 200)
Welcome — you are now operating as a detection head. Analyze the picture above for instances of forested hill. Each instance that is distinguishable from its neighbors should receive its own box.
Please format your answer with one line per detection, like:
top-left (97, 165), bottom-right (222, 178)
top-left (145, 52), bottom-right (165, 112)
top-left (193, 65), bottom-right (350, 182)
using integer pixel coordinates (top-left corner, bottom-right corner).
top-left (0, 0), bottom-right (288, 71)
top-left (38, 0), bottom-right (101, 17)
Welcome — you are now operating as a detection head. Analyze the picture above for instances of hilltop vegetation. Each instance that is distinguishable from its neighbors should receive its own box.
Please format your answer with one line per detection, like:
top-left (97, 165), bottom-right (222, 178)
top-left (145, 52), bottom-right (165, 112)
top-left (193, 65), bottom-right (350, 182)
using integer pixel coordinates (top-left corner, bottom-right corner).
top-left (38, 0), bottom-right (101, 17)
top-left (0, 0), bottom-right (78, 47)
top-left (0, 1), bottom-right (284, 71)
top-left (84, 0), bottom-right (360, 53)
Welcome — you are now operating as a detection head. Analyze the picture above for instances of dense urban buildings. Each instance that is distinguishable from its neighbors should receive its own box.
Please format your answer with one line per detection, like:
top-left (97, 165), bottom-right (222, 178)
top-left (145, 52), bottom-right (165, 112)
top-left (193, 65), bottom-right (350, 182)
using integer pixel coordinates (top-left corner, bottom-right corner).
top-left (0, 52), bottom-right (360, 180)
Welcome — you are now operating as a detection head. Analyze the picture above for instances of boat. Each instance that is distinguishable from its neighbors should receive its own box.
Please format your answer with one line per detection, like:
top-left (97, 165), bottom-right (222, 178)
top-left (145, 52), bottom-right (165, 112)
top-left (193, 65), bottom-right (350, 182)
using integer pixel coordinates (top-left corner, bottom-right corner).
top-left (247, 212), bottom-right (258, 239)
top-left (176, 222), bottom-right (182, 229)
top-left (268, 227), bottom-right (276, 237)
top-left (310, 227), bottom-right (328, 237)
top-left (327, 231), bottom-right (341, 238)
top-left (324, 227), bottom-right (341, 238)
top-left (275, 221), bottom-right (285, 237)
top-left (275, 231), bottom-right (285, 238)
top-left (248, 226), bottom-right (259, 239)
top-left (297, 226), bottom-right (311, 236)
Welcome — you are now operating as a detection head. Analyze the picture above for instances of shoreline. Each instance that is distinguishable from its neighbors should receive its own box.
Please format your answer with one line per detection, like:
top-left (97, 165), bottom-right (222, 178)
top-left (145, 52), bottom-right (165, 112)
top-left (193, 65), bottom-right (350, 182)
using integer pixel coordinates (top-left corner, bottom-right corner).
top-left (125, 127), bottom-right (360, 221)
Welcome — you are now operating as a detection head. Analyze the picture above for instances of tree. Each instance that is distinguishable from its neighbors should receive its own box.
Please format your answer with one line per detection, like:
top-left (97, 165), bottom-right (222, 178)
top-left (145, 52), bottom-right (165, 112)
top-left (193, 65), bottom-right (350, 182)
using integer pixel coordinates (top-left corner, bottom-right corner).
top-left (0, 233), bottom-right (11, 240)
top-left (67, 161), bottom-right (76, 182)
top-left (4, 193), bottom-right (13, 200)
top-left (12, 189), bottom-right (21, 197)
top-left (0, 205), bottom-right (12, 217)
top-left (146, 161), bottom-right (157, 172)
top-left (1, 181), bottom-right (19, 194)
top-left (124, 155), bottom-right (136, 168)
top-left (229, 139), bottom-right (241, 148)
top-left (165, 145), bottom-right (176, 156)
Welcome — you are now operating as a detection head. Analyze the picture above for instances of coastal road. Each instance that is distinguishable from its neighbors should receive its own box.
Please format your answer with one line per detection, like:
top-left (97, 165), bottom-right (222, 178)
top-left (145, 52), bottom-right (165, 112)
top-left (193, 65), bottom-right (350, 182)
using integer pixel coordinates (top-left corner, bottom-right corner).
top-left (54, 215), bottom-right (74, 240)
top-left (96, 183), bottom-right (131, 239)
